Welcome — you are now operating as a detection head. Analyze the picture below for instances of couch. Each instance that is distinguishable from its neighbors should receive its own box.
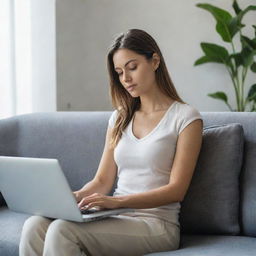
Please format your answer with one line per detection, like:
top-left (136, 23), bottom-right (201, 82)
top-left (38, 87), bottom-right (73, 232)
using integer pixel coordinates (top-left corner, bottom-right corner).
top-left (0, 111), bottom-right (255, 256)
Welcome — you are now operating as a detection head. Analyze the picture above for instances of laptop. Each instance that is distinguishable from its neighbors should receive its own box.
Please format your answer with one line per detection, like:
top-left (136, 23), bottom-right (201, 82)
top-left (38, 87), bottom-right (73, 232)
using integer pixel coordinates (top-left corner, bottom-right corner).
top-left (0, 156), bottom-right (134, 222)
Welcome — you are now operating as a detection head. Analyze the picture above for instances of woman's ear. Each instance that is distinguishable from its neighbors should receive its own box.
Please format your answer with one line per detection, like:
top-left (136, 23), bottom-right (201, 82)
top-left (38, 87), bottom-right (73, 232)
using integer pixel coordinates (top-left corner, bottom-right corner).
top-left (152, 53), bottom-right (160, 71)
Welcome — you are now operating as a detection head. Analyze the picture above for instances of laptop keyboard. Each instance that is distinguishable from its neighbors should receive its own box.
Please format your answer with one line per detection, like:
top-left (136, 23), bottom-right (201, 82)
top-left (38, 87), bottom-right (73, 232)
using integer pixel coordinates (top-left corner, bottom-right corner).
top-left (80, 208), bottom-right (100, 214)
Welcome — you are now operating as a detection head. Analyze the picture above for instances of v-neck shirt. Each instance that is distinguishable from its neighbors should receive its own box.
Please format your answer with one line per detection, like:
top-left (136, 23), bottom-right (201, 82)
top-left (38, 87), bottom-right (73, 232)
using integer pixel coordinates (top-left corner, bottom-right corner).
top-left (130, 101), bottom-right (177, 142)
top-left (108, 101), bottom-right (202, 225)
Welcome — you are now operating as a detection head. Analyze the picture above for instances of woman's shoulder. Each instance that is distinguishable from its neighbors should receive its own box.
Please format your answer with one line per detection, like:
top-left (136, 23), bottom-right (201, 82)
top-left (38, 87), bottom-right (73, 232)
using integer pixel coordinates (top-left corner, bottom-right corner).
top-left (173, 101), bottom-right (202, 134)
top-left (108, 109), bottom-right (118, 129)
top-left (174, 101), bottom-right (201, 118)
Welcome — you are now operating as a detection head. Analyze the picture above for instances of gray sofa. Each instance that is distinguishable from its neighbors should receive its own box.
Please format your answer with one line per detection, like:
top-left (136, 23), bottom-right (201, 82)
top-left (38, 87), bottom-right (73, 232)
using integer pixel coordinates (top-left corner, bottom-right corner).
top-left (0, 111), bottom-right (255, 256)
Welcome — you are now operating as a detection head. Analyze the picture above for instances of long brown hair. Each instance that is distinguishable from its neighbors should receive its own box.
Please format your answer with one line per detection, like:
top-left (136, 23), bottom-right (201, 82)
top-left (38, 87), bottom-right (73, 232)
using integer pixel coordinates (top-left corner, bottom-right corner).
top-left (107, 28), bottom-right (185, 148)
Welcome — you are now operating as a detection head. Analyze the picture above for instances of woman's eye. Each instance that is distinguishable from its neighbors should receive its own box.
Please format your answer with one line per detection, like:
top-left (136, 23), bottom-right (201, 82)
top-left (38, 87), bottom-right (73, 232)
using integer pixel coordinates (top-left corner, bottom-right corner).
top-left (116, 66), bottom-right (136, 76)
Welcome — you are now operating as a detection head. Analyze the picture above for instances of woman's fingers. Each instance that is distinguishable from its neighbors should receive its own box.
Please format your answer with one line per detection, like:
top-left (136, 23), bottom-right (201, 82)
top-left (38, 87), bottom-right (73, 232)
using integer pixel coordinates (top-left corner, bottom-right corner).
top-left (78, 197), bottom-right (89, 208)
top-left (85, 201), bottom-right (105, 210)
top-left (78, 193), bottom-right (104, 208)
top-left (77, 193), bottom-right (119, 210)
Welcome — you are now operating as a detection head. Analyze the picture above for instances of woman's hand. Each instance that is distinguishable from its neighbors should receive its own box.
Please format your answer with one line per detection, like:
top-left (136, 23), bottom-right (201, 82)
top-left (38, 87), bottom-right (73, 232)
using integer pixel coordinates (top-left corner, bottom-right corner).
top-left (73, 191), bottom-right (82, 203)
top-left (77, 193), bottom-right (123, 210)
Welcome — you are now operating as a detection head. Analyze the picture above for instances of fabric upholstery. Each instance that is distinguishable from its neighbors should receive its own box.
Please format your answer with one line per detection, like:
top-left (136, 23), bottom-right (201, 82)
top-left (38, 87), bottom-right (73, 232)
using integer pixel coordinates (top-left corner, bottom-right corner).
top-left (146, 235), bottom-right (256, 255)
top-left (0, 207), bottom-right (29, 256)
top-left (180, 123), bottom-right (244, 235)
top-left (0, 111), bottom-right (256, 256)
top-left (0, 112), bottom-right (109, 192)
top-left (201, 112), bottom-right (256, 236)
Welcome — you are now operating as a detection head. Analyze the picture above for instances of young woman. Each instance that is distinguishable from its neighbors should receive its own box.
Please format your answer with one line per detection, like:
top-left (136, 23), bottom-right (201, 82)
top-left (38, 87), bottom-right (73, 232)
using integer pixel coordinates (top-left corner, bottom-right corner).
top-left (19, 28), bottom-right (203, 256)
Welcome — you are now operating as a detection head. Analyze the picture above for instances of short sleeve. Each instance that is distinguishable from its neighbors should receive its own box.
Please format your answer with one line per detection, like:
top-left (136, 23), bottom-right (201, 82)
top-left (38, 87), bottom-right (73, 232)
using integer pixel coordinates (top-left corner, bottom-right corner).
top-left (108, 110), bottom-right (118, 129)
top-left (177, 104), bottom-right (203, 134)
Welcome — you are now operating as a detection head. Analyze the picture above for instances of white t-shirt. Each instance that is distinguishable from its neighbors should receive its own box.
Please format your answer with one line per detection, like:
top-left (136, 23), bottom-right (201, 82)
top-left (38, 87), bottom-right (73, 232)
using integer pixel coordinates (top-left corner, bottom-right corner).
top-left (108, 101), bottom-right (202, 226)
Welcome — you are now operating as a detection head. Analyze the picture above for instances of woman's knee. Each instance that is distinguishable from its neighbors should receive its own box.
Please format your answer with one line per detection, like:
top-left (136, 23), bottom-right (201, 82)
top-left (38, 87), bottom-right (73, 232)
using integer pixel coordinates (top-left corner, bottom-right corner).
top-left (20, 216), bottom-right (52, 256)
top-left (22, 215), bottom-right (52, 237)
top-left (44, 219), bottom-right (80, 250)
top-left (43, 220), bottom-right (85, 256)
top-left (46, 219), bottom-right (75, 239)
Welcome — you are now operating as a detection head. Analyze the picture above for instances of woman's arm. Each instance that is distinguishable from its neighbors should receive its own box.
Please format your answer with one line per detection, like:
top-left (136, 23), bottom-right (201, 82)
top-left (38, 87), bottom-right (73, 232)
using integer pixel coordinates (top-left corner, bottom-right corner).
top-left (73, 126), bottom-right (117, 202)
top-left (78, 119), bottom-right (203, 209)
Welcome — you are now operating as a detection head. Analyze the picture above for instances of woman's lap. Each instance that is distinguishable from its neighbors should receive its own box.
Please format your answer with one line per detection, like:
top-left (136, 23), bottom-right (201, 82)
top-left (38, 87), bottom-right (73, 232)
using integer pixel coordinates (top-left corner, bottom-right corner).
top-left (20, 213), bottom-right (179, 256)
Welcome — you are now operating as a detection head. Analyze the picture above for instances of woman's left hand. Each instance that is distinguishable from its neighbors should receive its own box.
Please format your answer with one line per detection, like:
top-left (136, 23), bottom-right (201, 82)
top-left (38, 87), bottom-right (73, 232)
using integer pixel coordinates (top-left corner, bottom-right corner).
top-left (77, 193), bottom-right (123, 210)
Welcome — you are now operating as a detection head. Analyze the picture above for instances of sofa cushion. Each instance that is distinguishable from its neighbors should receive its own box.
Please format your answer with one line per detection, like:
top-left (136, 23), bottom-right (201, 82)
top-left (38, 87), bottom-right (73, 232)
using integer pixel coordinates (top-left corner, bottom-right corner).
top-left (0, 207), bottom-right (30, 256)
top-left (146, 235), bottom-right (256, 256)
top-left (179, 123), bottom-right (244, 235)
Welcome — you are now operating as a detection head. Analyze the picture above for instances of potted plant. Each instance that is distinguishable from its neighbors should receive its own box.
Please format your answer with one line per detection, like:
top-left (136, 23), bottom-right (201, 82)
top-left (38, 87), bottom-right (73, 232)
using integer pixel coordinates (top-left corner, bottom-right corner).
top-left (195, 0), bottom-right (256, 111)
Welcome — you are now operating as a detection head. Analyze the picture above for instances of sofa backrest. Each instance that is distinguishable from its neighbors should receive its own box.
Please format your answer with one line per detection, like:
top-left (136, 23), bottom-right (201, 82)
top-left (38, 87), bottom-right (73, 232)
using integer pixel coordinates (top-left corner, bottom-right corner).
top-left (0, 111), bottom-right (255, 237)
top-left (0, 112), bottom-right (109, 193)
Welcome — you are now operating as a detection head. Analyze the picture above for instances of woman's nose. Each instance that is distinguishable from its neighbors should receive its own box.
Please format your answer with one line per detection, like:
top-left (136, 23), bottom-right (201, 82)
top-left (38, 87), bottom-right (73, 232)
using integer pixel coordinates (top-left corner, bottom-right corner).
top-left (123, 71), bottom-right (131, 82)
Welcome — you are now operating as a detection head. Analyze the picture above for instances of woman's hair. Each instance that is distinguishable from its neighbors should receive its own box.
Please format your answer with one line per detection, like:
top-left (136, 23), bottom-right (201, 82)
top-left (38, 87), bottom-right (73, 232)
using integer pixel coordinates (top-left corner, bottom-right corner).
top-left (107, 28), bottom-right (185, 148)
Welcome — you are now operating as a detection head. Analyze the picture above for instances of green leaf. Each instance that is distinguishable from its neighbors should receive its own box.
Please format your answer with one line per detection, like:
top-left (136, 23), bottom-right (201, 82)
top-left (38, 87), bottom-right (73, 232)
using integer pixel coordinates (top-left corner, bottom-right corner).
top-left (194, 55), bottom-right (228, 65)
top-left (235, 5), bottom-right (256, 32)
top-left (200, 43), bottom-right (230, 64)
top-left (230, 53), bottom-right (243, 67)
top-left (240, 47), bottom-right (255, 67)
top-left (229, 16), bottom-right (245, 38)
top-left (247, 84), bottom-right (256, 101)
top-left (196, 3), bottom-right (233, 42)
top-left (232, 0), bottom-right (242, 15)
top-left (241, 35), bottom-right (256, 50)
top-left (239, 5), bottom-right (256, 21)
top-left (227, 5), bottom-right (256, 39)
top-left (208, 91), bottom-right (228, 103)
top-left (194, 56), bottom-right (213, 65)
top-left (234, 36), bottom-right (256, 67)
top-left (251, 62), bottom-right (256, 72)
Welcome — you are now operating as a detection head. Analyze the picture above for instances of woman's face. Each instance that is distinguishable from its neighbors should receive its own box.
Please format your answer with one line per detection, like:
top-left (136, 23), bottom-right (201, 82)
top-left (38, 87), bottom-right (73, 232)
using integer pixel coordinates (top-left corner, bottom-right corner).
top-left (113, 48), bottom-right (159, 97)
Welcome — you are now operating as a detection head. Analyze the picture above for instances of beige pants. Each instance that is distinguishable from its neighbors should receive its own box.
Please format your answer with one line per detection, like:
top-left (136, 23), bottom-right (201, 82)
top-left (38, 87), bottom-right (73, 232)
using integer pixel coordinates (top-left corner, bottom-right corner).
top-left (19, 212), bottom-right (180, 256)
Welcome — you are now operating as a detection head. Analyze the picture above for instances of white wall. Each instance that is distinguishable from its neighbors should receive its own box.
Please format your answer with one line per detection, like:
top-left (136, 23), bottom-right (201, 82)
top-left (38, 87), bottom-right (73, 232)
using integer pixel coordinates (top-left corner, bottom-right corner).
top-left (56, 0), bottom-right (255, 111)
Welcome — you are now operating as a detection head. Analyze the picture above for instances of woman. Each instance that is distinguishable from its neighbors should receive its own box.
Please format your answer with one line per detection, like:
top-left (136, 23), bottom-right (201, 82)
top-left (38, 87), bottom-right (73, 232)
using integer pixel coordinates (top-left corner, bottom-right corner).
top-left (20, 28), bottom-right (203, 256)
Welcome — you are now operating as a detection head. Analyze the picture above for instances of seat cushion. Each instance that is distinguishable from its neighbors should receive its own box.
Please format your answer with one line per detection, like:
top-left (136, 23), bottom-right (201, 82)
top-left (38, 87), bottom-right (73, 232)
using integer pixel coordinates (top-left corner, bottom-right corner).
top-left (179, 123), bottom-right (244, 235)
top-left (0, 207), bottom-right (30, 256)
top-left (146, 235), bottom-right (256, 256)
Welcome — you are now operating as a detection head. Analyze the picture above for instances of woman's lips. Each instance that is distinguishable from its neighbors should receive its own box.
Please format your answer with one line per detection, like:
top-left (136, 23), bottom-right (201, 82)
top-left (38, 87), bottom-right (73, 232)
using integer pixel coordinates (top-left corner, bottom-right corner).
top-left (126, 84), bottom-right (137, 91)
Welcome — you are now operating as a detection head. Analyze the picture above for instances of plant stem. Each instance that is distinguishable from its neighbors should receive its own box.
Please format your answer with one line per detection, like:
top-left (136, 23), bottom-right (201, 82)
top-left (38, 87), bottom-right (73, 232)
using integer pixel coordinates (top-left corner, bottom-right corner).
top-left (225, 64), bottom-right (239, 108)
top-left (241, 66), bottom-right (248, 111)
top-left (225, 101), bottom-right (233, 111)
top-left (231, 40), bottom-right (241, 111)
top-left (236, 67), bottom-right (242, 111)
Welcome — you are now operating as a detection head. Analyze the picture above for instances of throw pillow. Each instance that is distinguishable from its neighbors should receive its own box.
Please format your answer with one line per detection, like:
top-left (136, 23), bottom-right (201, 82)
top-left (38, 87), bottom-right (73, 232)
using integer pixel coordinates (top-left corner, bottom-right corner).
top-left (179, 123), bottom-right (244, 235)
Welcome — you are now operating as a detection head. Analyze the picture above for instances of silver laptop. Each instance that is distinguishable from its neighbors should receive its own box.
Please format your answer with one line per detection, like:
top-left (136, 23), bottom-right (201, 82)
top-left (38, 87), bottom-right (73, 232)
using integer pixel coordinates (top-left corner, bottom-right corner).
top-left (0, 156), bottom-right (134, 222)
